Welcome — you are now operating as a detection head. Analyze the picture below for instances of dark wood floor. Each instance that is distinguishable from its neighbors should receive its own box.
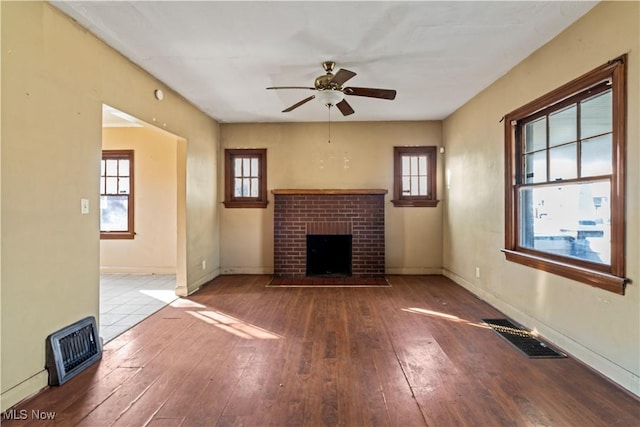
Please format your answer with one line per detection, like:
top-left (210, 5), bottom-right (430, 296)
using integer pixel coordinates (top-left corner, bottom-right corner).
top-left (4, 275), bottom-right (639, 426)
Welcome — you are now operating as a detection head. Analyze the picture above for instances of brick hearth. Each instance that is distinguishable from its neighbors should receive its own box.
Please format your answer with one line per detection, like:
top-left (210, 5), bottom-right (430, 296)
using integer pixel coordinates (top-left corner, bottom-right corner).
top-left (272, 189), bottom-right (386, 277)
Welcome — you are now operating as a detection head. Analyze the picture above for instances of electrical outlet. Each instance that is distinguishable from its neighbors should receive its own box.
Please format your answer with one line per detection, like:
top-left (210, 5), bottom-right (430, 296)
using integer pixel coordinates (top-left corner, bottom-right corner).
top-left (475, 267), bottom-right (480, 278)
top-left (201, 260), bottom-right (206, 270)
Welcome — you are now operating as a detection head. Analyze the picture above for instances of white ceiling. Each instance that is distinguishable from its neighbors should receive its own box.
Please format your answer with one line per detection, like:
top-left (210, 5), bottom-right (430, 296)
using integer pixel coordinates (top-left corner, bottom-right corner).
top-left (53, 1), bottom-right (597, 123)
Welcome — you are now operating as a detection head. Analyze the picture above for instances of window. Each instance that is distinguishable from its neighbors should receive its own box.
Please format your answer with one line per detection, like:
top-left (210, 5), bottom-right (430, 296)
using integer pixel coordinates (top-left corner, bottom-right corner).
top-left (100, 150), bottom-right (134, 239)
top-left (224, 148), bottom-right (268, 208)
top-left (392, 146), bottom-right (438, 207)
top-left (503, 56), bottom-right (627, 294)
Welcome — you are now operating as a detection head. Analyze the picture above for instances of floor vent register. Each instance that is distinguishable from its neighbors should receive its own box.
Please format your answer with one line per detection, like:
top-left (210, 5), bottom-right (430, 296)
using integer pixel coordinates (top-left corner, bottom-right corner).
top-left (45, 316), bottom-right (103, 385)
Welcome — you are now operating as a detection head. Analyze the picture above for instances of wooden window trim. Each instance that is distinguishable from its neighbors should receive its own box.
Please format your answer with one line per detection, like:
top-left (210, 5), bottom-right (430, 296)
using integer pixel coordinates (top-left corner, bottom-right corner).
top-left (100, 150), bottom-right (135, 240)
top-left (503, 55), bottom-right (627, 294)
top-left (223, 148), bottom-right (268, 208)
top-left (392, 146), bottom-right (439, 207)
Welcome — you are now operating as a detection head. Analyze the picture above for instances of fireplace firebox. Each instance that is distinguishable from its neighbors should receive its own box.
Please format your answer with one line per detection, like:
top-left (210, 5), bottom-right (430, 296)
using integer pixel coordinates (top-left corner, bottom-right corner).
top-left (306, 234), bottom-right (352, 277)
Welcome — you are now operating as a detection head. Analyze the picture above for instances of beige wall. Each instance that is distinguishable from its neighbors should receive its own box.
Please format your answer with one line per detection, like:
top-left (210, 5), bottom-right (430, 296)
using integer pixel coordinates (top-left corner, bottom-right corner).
top-left (442, 1), bottom-right (639, 395)
top-left (101, 127), bottom-right (178, 274)
top-left (0, 2), bottom-right (220, 410)
top-left (220, 121), bottom-right (444, 275)
top-left (1, 0), bottom-right (637, 412)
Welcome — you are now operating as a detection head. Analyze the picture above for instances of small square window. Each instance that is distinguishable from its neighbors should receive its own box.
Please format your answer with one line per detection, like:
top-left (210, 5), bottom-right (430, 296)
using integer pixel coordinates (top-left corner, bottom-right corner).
top-left (392, 146), bottom-right (438, 207)
top-left (224, 149), bottom-right (268, 208)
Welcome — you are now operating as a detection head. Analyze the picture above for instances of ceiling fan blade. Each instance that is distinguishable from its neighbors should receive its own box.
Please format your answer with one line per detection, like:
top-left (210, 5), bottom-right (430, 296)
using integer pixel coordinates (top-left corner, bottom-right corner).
top-left (329, 69), bottom-right (356, 86)
top-left (344, 87), bottom-right (396, 100)
top-left (267, 86), bottom-right (315, 90)
top-left (336, 99), bottom-right (354, 116)
top-left (282, 95), bottom-right (316, 112)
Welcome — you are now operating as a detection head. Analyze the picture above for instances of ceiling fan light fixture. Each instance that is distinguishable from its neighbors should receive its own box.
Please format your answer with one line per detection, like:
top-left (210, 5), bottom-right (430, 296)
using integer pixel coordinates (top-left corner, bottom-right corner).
top-left (315, 89), bottom-right (344, 107)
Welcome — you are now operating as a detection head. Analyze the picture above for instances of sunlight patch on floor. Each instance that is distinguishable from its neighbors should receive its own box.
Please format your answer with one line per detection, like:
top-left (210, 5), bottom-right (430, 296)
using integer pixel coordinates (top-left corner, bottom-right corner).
top-left (139, 289), bottom-right (179, 304)
top-left (403, 307), bottom-right (490, 329)
top-left (187, 310), bottom-right (281, 340)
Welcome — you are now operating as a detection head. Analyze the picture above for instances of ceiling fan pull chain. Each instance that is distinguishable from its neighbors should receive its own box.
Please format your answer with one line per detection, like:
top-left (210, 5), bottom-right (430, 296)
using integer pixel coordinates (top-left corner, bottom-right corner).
top-left (328, 105), bottom-right (332, 143)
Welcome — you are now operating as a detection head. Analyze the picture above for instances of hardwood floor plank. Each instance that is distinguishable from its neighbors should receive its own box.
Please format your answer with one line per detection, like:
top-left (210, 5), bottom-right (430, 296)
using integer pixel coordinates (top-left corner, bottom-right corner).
top-left (145, 417), bottom-right (185, 427)
top-left (4, 275), bottom-right (638, 427)
top-left (112, 329), bottom-right (229, 426)
top-left (149, 333), bottom-right (241, 421)
top-left (179, 347), bottom-right (257, 426)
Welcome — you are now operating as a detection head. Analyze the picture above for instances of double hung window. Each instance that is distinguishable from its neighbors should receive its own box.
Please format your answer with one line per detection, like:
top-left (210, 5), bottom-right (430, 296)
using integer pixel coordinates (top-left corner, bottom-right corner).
top-left (100, 150), bottom-right (134, 239)
top-left (503, 56), bottom-right (626, 294)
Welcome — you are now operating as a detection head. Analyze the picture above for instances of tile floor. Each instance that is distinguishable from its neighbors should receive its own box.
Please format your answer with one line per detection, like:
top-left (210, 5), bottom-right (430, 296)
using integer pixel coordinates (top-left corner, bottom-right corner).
top-left (100, 274), bottom-right (178, 343)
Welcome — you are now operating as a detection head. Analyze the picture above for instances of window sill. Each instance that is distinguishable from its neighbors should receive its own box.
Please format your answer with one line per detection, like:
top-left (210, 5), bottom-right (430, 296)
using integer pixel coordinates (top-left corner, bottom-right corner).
top-left (391, 199), bottom-right (439, 207)
top-left (501, 249), bottom-right (627, 295)
top-left (101, 232), bottom-right (135, 240)
top-left (223, 200), bottom-right (269, 209)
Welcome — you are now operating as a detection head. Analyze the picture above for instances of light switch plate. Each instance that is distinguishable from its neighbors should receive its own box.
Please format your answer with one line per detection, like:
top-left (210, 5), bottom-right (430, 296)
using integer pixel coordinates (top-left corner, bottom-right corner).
top-left (81, 198), bottom-right (89, 214)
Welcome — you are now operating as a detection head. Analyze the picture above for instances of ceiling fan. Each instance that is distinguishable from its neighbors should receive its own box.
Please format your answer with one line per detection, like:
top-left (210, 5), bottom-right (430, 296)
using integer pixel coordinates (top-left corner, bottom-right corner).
top-left (267, 61), bottom-right (397, 116)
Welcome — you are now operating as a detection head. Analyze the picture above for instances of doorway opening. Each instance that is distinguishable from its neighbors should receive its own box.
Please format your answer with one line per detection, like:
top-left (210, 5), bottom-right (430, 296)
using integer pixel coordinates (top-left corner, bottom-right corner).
top-left (100, 104), bottom-right (187, 342)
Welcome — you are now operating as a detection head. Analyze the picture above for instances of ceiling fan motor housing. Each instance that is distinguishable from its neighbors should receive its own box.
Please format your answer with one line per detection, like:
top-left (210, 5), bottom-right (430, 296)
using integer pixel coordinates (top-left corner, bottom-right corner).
top-left (315, 74), bottom-right (337, 90)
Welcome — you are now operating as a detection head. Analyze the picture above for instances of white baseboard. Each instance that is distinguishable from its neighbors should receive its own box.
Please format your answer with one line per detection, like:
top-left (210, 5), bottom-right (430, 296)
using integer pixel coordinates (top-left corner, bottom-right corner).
top-left (442, 268), bottom-right (640, 397)
top-left (0, 370), bottom-right (48, 412)
top-left (99, 266), bottom-right (176, 274)
top-left (176, 268), bottom-right (220, 297)
top-left (386, 267), bottom-right (443, 275)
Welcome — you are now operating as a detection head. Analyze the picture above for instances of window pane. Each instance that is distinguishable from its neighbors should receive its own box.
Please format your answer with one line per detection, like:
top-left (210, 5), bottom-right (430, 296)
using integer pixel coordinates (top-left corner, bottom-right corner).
top-left (410, 156), bottom-right (418, 175)
top-left (519, 181), bottom-right (610, 265)
top-left (418, 156), bottom-right (427, 176)
top-left (410, 177), bottom-right (419, 195)
top-left (549, 143), bottom-right (577, 181)
top-left (250, 178), bottom-right (259, 197)
top-left (581, 135), bottom-right (612, 177)
top-left (524, 117), bottom-right (547, 153)
top-left (419, 176), bottom-right (428, 196)
top-left (234, 178), bottom-right (243, 197)
top-left (402, 156), bottom-right (410, 174)
top-left (242, 178), bottom-right (250, 197)
top-left (234, 158), bottom-right (243, 178)
top-left (242, 158), bottom-right (251, 178)
top-left (106, 159), bottom-right (118, 176)
top-left (118, 159), bottom-right (130, 177)
top-left (251, 158), bottom-right (259, 177)
top-left (106, 177), bottom-right (118, 194)
top-left (402, 177), bottom-right (411, 194)
top-left (581, 90), bottom-right (612, 139)
top-left (100, 177), bottom-right (106, 194)
top-left (101, 160), bottom-right (106, 176)
top-left (100, 195), bottom-right (129, 232)
top-left (524, 151), bottom-right (547, 184)
top-left (118, 177), bottom-right (130, 194)
top-left (549, 105), bottom-right (577, 147)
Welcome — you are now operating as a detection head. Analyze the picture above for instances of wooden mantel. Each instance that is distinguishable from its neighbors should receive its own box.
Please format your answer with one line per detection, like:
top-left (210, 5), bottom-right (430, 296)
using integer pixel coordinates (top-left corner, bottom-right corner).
top-left (271, 189), bottom-right (388, 195)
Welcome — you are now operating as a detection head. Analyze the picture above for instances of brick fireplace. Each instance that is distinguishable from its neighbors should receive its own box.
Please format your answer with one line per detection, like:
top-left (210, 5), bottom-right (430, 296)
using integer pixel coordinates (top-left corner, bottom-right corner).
top-left (272, 189), bottom-right (386, 277)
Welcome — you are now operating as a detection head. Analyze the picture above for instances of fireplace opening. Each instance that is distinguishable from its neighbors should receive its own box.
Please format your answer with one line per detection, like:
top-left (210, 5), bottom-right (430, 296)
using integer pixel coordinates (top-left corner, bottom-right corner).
top-left (306, 234), bottom-right (352, 277)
